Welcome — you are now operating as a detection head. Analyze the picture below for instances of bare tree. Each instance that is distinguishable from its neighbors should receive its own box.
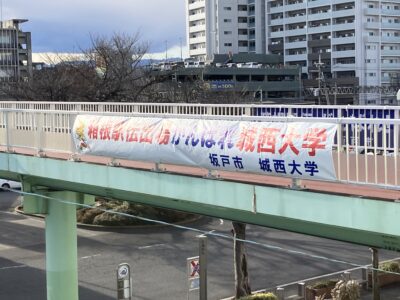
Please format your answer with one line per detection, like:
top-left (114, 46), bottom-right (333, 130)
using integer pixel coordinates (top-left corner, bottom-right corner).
top-left (2, 32), bottom-right (162, 102)
top-left (82, 33), bottom-right (153, 102)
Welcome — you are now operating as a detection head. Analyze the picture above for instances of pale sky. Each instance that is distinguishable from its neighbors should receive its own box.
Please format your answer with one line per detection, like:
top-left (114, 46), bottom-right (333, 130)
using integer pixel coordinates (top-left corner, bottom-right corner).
top-left (4, 0), bottom-right (188, 59)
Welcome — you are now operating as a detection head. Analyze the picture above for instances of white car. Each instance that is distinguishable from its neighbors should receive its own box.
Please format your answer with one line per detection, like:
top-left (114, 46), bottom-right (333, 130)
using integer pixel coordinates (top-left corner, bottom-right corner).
top-left (0, 179), bottom-right (22, 190)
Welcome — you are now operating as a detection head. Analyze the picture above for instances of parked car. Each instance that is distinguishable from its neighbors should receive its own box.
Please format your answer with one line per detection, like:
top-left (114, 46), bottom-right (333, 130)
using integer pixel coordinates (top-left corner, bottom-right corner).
top-left (0, 179), bottom-right (22, 190)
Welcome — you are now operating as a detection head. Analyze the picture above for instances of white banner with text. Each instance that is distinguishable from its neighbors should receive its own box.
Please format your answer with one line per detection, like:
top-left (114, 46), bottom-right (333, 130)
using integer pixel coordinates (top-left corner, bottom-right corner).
top-left (72, 115), bottom-right (338, 181)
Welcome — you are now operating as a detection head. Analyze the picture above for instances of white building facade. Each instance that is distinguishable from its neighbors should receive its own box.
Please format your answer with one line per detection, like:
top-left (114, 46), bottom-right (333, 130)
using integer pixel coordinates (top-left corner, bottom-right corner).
top-left (186, 0), bottom-right (400, 104)
top-left (186, 0), bottom-right (266, 61)
top-left (267, 0), bottom-right (400, 104)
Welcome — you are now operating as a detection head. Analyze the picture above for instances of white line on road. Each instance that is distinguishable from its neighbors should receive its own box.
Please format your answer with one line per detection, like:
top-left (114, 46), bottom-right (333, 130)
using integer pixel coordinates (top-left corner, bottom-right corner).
top-left (80, 254), bottom-right (101, 260)
top-left (138, 243), bottom-right (166, 250)
top-left (0, 264), bottom-right (27, 271)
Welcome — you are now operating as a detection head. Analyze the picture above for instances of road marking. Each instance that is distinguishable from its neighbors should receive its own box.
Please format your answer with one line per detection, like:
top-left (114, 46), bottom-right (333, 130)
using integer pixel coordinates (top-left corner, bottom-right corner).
top-left (80, 254), bottom-right (101, 260)
top-left (0, 244), bottom-right (13, 251)
top-left (9, 218), bottom-right (44, 228)
top-left (0, 264), bottom-right (27, 271)
top-left (138, 243), bottom-right (166, 250)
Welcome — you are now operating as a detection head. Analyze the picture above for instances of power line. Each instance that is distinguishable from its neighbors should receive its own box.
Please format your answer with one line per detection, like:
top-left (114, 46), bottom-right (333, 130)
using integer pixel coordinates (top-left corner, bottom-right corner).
top-left (6, 187), bottom-right (400, 275)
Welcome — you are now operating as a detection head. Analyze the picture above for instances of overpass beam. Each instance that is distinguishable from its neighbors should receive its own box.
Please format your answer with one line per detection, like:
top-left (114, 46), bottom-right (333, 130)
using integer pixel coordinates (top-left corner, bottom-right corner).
top-left (45, 191), bottom-right (80, 300)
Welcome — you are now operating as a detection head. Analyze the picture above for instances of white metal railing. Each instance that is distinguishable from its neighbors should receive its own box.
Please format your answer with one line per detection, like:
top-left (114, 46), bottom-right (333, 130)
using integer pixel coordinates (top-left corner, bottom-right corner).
top-left (0, 101), bottom-right (399, 119)
top-left (0, 109), bottom-right (399, 190)
top-left (272, 257), bottom-right (400, 299)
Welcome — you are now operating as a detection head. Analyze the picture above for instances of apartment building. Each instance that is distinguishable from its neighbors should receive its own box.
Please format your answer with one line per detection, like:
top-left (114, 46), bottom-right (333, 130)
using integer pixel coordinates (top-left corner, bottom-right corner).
top-left (186, 0), bottom-right (266, 61)
top-left (186, 1), bottom-right (400, 104)
top-left (0, 19), bottom-right (32, 82)
top-left (267, 0), bottom-right (400, 104)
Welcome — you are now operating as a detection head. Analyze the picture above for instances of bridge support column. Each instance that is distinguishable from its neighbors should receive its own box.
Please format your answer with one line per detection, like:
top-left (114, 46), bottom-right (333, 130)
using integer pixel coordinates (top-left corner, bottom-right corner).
top-left (45, 191), bottom-right (82, 300)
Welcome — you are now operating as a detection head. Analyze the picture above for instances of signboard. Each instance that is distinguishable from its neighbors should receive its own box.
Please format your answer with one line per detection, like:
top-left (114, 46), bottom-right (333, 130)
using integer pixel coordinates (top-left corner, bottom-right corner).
top-left (209, 81), bottom-right (235, 91)
top-left (72, 115), bottom-right (338, 181)
top-left (187, 256), bottom-right (200, 291)
top-left (117, 263), bottom-right (131, 300)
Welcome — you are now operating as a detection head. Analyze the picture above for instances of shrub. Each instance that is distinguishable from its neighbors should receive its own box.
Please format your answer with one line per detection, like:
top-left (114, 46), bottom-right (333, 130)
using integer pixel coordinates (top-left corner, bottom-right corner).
top-left (77, 198), bottom-right (196, 226)
top-left (380, 262), bottom-right (400, 273)
top-left (310, 279), bottom-right (338, 289)
top-left (238, 292), bottom-right (278, 300)
top-left (331, 279), bottom-right (360, 300)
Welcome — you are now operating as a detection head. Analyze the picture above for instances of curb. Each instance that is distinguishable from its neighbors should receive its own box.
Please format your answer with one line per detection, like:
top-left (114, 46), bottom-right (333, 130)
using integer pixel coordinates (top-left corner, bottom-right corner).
top-left (14, 206), bottom-right (203, 230)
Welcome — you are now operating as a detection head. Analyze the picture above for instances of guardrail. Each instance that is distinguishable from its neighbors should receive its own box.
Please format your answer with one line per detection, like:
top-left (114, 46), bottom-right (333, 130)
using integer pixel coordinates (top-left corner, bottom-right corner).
top-left (0, 109), bottom-right (399, 190)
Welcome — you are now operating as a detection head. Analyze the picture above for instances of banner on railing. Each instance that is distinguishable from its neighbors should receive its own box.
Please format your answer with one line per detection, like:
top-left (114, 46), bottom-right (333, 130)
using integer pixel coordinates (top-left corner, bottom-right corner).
top-left (72, 115), bottom-right (338, 181)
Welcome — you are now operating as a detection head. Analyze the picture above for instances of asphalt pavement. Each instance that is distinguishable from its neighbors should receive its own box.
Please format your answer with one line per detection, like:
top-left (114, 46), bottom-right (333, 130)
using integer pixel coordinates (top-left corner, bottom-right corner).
top-left (0, 191), bottom-right (399, 300)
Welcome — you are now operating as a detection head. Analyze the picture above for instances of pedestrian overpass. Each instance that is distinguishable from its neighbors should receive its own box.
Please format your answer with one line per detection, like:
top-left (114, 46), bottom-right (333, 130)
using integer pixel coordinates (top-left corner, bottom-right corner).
top-left (0, 102), bottom-right (399, 300)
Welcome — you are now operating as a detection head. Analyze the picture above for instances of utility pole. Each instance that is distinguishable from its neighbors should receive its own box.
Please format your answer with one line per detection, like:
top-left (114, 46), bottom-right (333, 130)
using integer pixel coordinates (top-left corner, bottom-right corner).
top-left (179, 37), bottom-right (183, 62)
top-left (315, 54), bottom-right (324, 105)
top-left (334, 82), bottom-right (337, 105)
top-left (165, 40), bottom-right (168, 62)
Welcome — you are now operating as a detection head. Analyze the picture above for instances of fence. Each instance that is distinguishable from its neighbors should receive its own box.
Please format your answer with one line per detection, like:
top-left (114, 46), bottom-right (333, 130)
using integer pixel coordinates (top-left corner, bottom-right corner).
top-left (268, 258), bottom-right (400, 300)
top-left (0, 109), bottom-right (398, 189)
top-left (0, 101), bottom-right (399, 119)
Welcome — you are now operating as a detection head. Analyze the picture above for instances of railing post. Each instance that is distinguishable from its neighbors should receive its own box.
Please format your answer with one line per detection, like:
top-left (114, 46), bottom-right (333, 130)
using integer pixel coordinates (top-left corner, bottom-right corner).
top-left (362, 268), bottom-right (368, 290)
top-left (276, 287), bottom-right (285, 300)
top-left (297, 282), bottom-right (305, 297)
top-left (35, 112), bottom-right (45, 156)
top-left (5, 111), bottom-right (11, 152)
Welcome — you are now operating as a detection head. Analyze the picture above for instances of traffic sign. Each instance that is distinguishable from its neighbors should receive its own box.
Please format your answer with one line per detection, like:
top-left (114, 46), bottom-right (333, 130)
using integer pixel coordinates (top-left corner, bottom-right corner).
top-left (117, 263), bottom-right (131, 300)
top-left (187, 256), bottom-right (200, 292)
top-left (189, 259), bottom-right (200, 278)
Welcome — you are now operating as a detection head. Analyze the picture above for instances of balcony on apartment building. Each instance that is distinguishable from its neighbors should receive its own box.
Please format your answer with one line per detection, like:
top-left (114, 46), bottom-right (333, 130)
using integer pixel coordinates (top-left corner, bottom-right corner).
top-left (308, 38), bottom-right (331, 47)
top-left (381, 62), bottom-right (400, 69)
top-left (332, 8), bottom-right (355, 18)
top-left (381, 49), bottom-right (400, 56)
top-left (331, 36), bottom-right (355, 44)
top-left (308, 11), bottom-right (332, 21)
top-left (382, 36), bottom-right (400, 43)
top-left (331, 49), bottom-right (356, 58)
top-left (188, 0), bottom-right (205, 10)
top-left (286, 0), bottom-right (306, 11)
top-left (189, 24), bottom-right (206, 33)
top-left (382, 9), bottom-right (400, 16)
top-left (189, 36), bottom-right (206, 44)
top-left (285, 14), bottom-right (307, 24)
top-left (286, 40), bottom-right (307, 49)
top-left (307, 0), bottom-right (332, 9)
top-left (308, 51), bottom-right (331, 61)
top-left (270, 17), bottom-right (285, 26)
top-left (382, 22), bottom-right (400, 30)
top-left (365, 22), bottom-right (381, 30)
top-left (285, 53), bottom-right (307, 62)
top-left (188, 12), bottom-right (206, 22)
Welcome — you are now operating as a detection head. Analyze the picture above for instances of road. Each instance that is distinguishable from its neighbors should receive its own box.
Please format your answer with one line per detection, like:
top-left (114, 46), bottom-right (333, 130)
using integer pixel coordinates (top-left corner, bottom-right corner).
top-left (0, 191), bottom-right (399, 300)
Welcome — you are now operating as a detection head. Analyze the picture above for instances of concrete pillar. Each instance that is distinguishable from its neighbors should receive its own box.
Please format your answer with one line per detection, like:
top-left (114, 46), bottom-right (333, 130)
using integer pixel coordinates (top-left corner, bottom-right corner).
top-left (45, 191), bottom-right (79, 300)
